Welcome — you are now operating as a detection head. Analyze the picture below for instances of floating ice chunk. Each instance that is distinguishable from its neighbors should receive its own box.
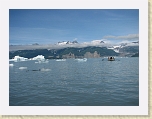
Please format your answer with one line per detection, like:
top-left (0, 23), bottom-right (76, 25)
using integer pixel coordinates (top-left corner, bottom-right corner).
top-left (75, 58), bottom-right (87, 62)
top-left (32, 55), bottom-right (45, 61)
top-left (19, 67), bottom-right (27, 70)
top-left (9, 64), bottom-right (14, 66)
top-left (56, 59), bottom-right (66, 61)
top-left (10, 56), bottom-right (28, 62)
top-left (40, 68), bottom-right (51, 71)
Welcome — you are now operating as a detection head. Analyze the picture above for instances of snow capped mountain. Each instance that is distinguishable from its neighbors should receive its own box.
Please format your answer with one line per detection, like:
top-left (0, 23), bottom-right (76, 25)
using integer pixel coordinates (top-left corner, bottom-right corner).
top-left (66, 40), bottom-right (78, 44)
top-left (57, 40), bottom-right (105, 46)
top-left (9, 39), bottom-right (139, 55)
top-left (107, 45), bottom-right (121, 53)
top-left (57, 41), bottom-right (68, 45)
top-left (57, 40), bottom-right (78, 45)
top-left (56, 40), bottom-right (139, 53)
top-left (107, 41), bottom-right (139, 53)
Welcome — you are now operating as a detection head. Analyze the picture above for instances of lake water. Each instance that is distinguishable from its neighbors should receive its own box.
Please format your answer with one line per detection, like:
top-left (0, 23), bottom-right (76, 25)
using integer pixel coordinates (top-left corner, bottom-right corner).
top-left (9, 57), bottom-right (139, 106)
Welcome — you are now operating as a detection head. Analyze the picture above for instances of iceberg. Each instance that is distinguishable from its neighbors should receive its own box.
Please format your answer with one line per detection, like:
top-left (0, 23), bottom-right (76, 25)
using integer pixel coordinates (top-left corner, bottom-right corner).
top-left (75, 58), bottom-right (87, 62)
top-left (56, 59), bottom-right (66, 61)
top-left (9, 56), bottom-right (28, 62)
top-left (32, 55), bottom-right (49, 64)
top-left (19, 67), bottom-right (27, 70)
top-left (9, 64), bottom-right (14, 66)
top-left (32, 55), bottom-right (45, 61)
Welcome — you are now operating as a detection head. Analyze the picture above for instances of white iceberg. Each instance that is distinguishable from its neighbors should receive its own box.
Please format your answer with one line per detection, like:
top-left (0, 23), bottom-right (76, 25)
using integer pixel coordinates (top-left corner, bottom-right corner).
top-left (56, 59), bottom-right (66, 61)
top-left (19, 67), bottom-right (27, 70)
top-left (9, 56), bottom-right (28, 62)
top-left (32, 55), bottom-right (45, 61)
top-left (9, 64), bottom-right (14, 66)
top-left (75, 58), bottom-right (87, 62)
top-left (33, 55), bottom-right (49, 63)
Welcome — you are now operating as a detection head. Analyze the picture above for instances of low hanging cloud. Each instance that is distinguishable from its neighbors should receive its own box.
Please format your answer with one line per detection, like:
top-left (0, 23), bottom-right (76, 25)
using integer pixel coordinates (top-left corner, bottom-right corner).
top-left (103, 34), bottom-right (139, 40)
top-left (9, 41), bottom-right (113, 51)
top-left (9, 35), bottom-right (139, 51)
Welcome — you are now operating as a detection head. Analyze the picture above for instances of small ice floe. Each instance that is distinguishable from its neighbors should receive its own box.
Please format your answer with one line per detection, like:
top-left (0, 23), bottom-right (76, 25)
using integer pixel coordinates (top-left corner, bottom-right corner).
top-left (9, 64), bottom-right (14, 67)
top-left (19, 67), bottom-right (27, 70)
top-left (75, 58), bottom-right (87, 62)
top-left (40, 68), bottom-right (51, 71)
top-left (56, 59), bottom-right (66, 61)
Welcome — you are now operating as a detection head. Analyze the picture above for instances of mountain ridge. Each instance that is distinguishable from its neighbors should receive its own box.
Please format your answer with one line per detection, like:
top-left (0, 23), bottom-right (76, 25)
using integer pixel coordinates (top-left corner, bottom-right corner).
top-left (9, 45), bottom-right (139, 59)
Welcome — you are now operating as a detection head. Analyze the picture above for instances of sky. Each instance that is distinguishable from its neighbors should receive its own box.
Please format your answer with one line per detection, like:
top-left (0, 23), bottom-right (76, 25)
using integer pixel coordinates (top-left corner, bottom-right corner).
top-left (9, 9), bottom-right (139, 45)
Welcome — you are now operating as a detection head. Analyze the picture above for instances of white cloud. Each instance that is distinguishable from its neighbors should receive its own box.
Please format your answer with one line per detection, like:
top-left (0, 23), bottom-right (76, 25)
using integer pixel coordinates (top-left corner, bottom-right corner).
top-left (91, 40), bottom-right (102, 44)
top-left (9, 40), bottom-right (113, 51)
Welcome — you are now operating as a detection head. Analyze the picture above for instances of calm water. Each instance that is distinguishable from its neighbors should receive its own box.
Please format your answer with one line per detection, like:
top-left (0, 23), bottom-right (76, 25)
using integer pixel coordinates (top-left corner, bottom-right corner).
top-left (9, 57), bottom-right (139, 106)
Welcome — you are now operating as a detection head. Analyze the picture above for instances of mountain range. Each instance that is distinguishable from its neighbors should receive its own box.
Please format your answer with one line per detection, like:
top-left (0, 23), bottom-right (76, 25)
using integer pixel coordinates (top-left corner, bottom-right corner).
top-left (9, 40), bottom-right (139, 59)
top-left (9, 42), bottom-right (139, 59)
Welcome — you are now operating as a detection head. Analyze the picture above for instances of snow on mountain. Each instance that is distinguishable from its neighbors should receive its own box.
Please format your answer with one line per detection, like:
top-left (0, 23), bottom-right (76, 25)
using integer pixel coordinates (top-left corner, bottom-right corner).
top-left (107, 45), bottom-right (120, 53)
top-left (107, 41), bottom-right (139, 53)
top-left (57, 41), bottom-right (68, 45)
top-left (57, 40), bottom-right (105, 46)
top-left (9, 39), bottom-right (139, 54)
top-left (56, 40), bottom-right (139, 53)
top-left (57, 40), bottom-right (78, 45)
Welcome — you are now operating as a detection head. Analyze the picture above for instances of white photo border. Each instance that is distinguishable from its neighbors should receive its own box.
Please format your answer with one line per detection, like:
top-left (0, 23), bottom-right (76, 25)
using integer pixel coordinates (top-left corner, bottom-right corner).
top-left (0, 0), bottom-right (148, 115)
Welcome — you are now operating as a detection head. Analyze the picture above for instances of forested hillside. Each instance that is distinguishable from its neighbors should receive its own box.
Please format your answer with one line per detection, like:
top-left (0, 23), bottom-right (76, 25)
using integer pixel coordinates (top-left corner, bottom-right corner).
top-left (9, 46), bottom-right (119, 59)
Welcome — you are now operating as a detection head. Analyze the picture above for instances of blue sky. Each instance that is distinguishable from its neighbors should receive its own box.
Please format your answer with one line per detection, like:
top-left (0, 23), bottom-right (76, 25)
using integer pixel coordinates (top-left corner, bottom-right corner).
top-left (9, 9), bottom-right (139, 45)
